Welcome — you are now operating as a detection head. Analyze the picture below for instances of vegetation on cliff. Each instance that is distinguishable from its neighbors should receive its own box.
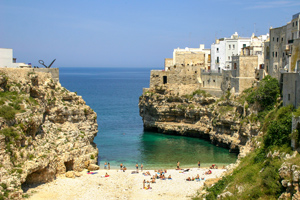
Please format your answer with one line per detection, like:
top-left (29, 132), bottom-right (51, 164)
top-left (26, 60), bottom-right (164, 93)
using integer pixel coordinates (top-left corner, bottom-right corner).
top-left (0, 69), bottom-right (98, 200)
top-left (194, 76), bottom-right (300, 200)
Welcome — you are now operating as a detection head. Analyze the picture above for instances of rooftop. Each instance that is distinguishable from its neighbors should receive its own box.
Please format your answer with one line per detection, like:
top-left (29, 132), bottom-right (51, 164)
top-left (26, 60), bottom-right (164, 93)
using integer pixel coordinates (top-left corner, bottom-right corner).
top-left (293, 12), bottom-right (300, 20)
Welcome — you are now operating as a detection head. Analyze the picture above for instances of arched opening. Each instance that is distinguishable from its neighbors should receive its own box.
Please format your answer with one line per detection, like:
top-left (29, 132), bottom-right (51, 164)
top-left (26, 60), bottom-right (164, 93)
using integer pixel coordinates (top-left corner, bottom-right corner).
top-left (21, 167), bottom-right (55, 193)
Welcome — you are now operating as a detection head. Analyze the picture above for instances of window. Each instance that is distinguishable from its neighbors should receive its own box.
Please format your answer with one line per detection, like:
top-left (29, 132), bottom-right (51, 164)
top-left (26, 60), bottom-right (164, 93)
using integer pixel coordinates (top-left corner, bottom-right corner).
top-left (275, 52), bottom-right (277, 57)
top-left (293, 22), bottom-right (295, 27)
top-left (272, 52), bottom-right (274, 57)
top-left (233, 45), bottom-right (235, 49)
top-left (163, 76), bottom-right (167, 84)
top-left (243, 44), bottom-right (246, 48)
top-left (277, 38), bottom-right (279, 42)
top-left (273, 37), bottom-right (274, 41)
top-left (282, 37), bottom-right (283, 42)
top-left (216, 57), bottom-right (219, 63)
top-left (283, 53), bottom-right (285, 57)
top-left (216, 48), bottom-right (219, 53)
top-left (275, 65), bottom-right (277, 70)
top-left (228, 56), bottom-right (230, 60)
top-left (229, 45), bottom-right (231, 49)
top-left (296, 21), bottom-right (298, 26)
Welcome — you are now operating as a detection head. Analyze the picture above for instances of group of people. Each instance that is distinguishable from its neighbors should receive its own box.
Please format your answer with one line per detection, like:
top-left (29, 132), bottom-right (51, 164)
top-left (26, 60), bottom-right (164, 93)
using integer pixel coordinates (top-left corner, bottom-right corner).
top-left (104, 162), bottom-right (110, 170)
top-left (142, 169), bottom-right (173, 188)
top-left (176, 161), bottom-right (201, 170)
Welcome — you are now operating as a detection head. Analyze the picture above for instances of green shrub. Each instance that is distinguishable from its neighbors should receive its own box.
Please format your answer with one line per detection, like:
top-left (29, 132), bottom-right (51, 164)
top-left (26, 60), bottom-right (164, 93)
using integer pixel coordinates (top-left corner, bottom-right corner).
top-left (264, 105), bottom-right (293, 149)
top-left (192, 89), bottom-right (212, 97)
top-left (0, 105), bottom-right (16, 120)
top-left (90, 154), bottom-right (95, 159)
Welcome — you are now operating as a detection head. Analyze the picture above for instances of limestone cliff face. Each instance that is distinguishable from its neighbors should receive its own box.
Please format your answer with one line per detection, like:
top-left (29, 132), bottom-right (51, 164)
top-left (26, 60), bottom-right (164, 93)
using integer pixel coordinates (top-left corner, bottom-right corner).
top-left (0, 69), bottom-right (98, 199)
top-left (139, 85), bottom-right (259, 156)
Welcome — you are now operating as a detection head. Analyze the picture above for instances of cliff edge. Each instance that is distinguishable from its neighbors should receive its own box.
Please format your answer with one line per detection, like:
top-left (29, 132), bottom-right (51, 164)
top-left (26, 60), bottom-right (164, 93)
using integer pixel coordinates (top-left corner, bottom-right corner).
top-left (0, 68), bottom-right (98, 199)
top-left (139, 85), bottom-right (260, 157)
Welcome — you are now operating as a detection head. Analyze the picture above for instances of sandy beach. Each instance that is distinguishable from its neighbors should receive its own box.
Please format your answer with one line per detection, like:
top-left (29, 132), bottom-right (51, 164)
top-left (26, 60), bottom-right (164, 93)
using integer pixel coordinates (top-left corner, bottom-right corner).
top-left (25, 167), bottom-right (226, 200)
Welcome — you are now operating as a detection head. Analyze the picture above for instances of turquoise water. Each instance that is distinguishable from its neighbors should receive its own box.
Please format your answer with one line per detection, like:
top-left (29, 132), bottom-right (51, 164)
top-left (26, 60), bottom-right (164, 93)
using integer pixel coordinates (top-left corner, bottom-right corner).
top-left (59, 67), bottom-right (237, 169)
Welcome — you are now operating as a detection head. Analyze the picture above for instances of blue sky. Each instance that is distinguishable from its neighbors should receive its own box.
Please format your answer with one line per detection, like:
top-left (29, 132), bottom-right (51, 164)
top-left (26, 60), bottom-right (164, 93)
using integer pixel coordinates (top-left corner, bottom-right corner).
top-left (1, 0), bottom-right (299, 68)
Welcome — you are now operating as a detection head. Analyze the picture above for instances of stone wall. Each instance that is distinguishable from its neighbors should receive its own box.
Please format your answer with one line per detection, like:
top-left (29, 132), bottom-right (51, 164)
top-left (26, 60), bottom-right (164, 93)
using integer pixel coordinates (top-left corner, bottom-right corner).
top-left (200, 72), bottom-right (222, 89)
top-left (31, 68), bottom-right (59, 82)
top-left (164, 58), bottom-right (173, 71)
top-left (282, 72), bottom-right (300, 107)
top-left (291, 38), bottom-right (300, 71)
top-left (150, 67), bottom-right (199, 88)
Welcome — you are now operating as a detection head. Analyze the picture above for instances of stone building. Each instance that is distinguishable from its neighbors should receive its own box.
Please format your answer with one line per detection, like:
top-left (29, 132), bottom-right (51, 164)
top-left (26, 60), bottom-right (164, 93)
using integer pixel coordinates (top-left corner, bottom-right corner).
top-left (264, 13), bottom-right (300, 108)
top-left (0, 48), bottom-right (31, 68)
top-left (265, 12), bottom-right (300, 80)
top-left (171, 44), bottom-right (211, 70)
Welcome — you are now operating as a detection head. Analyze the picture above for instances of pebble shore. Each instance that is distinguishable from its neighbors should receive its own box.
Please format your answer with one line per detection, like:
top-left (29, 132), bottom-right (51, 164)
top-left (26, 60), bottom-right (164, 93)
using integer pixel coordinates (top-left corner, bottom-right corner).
top-left (26, 167), bottom-right (227, 200)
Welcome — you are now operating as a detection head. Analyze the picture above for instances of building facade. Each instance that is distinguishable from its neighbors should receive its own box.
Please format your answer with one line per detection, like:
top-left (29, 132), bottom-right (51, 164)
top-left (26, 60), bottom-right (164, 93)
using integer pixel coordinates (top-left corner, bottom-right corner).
top-left (211, 32), bottom-right (252, 72)
top-left (0, 48), bottom-right (31, 68)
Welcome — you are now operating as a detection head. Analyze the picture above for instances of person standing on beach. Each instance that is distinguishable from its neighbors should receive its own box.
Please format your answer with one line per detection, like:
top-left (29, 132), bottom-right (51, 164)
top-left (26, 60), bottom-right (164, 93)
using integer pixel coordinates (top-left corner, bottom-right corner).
top-left (141, 163), bottom-right (143, 171)
top-left (136, 163), bottom-right (138, 171)
top-left (120, 163), bottom-right (123, 170)
top-left (177, 161), bottom-right (180, 169)
top-left (198, 161), bottom-right (200, 168)
top-left (104, 162), bottom-right (107, 169)
top-left (108, 162), bottom-right (110, 170)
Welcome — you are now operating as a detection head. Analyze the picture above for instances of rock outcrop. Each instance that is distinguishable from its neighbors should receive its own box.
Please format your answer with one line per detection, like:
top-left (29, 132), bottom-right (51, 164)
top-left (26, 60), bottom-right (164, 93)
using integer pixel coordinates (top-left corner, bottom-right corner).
top-left (139, 85), bottom-right (259, 156)
top-left (0, 69), bottom-right (98, 199)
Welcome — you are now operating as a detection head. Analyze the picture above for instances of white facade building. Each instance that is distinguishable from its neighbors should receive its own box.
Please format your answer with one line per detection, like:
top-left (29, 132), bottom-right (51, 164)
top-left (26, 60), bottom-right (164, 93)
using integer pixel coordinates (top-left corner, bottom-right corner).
top-left (211, 32), bottom-right (251, 71)
top-left (211, 39), bottom-right (225, 72)
top-left (0, 48), bottom-right (30, 68)
top-left (211, 32), bottom-right (269, 71)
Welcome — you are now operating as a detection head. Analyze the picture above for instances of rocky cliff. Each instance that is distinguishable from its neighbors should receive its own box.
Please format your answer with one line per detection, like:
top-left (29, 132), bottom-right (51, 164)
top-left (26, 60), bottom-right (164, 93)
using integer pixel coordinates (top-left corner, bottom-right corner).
top-left (0, 69), bottom-right (98, 199)
top-left (139, 85), bottom-right (260, 156)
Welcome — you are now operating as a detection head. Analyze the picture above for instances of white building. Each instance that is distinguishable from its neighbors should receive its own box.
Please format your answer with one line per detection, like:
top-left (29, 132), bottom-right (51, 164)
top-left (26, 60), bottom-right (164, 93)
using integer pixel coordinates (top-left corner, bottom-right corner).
top-left (211, 32), bottom-right (269, 71)
top-left (211, 39), bottom-right (226, 72)
top-left (211, 32), bottom-right (252, 71)
top-left (0, 48), bottom-right (31, 68)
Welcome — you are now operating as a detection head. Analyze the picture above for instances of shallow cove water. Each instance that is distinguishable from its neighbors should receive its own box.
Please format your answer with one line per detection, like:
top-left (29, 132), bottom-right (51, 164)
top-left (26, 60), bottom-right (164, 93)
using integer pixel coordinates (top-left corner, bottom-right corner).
top-left (59, 67), bottom-right (237, 169)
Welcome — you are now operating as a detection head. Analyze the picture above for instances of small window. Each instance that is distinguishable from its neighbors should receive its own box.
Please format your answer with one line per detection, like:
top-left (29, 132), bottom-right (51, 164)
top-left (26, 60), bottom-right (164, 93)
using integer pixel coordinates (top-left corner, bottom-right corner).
top-left (229, 45), bottom-right (231, 49)
top-left (213, 80), bottom-right (215, 82)
top-left (275, 65), bottom-right (277, 70)
top-left (296, 21), bottom-right (298, 26)
top-left (272, 52), bottom-right (274, 57)
top-left (163, 76), bottom-right (167, 84)
top-left (233, 45), bottom-right (235, 49)
top-left (277, 38), bottom-right (279, 42)
top-left (293, 22), bottom-right (295, 27)
top-left (216, 48), bottom-right (219, 52)
top-left (276, 52), bottom-right (277, 57)
top-left (282, 37), bottom-right (283, 42)
top-left (228, 56), bottom-right (230, 60)
top-left (243, 44), bottom-right (246, 48)
top-left (273, 37), bottom-right (274, 41)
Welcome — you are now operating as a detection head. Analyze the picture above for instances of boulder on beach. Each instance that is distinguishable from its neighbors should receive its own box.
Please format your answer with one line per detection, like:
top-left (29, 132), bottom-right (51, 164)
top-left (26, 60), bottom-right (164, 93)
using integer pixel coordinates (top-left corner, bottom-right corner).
top-left (88, 164), bottom-right (100, 171)
top-left (65, 171), bottom-right (75, 178)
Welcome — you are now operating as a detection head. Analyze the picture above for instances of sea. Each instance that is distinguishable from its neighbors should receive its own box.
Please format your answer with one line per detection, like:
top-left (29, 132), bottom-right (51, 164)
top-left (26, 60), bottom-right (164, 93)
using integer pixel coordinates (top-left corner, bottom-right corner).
top-left (59, 67), bottom-right (237, 170)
